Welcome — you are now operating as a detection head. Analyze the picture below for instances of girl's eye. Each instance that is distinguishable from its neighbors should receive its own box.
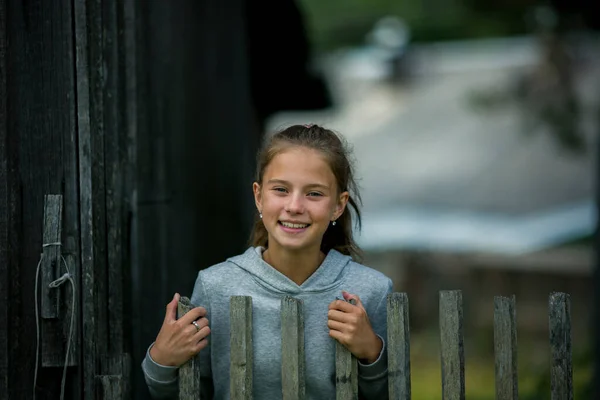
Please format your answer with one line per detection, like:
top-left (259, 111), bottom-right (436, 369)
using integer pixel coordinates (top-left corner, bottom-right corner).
top-left (308, 192), bottom-right (323, 197)
top-left (273, 187), bottom-right (287, 193)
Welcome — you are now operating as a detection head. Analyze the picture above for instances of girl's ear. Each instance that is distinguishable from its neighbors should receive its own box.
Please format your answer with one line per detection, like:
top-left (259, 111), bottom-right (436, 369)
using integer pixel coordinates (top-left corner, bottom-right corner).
top-left (334, 191), bottom-right (349, 220)
top-left (253, 182), bottom-right (262, 212)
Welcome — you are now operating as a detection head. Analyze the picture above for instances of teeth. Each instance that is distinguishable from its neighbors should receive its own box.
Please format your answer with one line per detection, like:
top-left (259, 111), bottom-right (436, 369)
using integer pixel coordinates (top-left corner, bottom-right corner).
top-left (281, 222), bottom-right (308, 229)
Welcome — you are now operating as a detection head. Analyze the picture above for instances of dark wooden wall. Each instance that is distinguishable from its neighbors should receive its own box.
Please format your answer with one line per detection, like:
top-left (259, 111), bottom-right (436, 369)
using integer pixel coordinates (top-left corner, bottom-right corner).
top-left (0, 0), bottom-right (332, 396)
top-left (130, 1), bottom-right (260, 398)
top-left (2, 1), bottom-right (80, 398)
top-left (1, 0), bottom-right (261, 398)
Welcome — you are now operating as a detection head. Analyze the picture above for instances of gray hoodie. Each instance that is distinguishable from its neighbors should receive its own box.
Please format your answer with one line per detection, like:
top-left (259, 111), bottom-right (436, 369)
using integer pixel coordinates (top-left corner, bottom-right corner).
top-left (142, 247), bottom-right (393, 399)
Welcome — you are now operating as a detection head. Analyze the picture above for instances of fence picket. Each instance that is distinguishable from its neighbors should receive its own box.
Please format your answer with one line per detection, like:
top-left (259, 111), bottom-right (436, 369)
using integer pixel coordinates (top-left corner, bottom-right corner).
top-left (439, 290), bottom-right (465, 400)
top-left (549, 292), bottom-right (573, 400)
top-left (177, 296), bottom-right (201, 400)
top-left (281, 296), bottom-right (305, 400)
top-left (493, 296), bottom-right (518, 400)
top-left (387, 293), bottom-right (411, 400)
top-left (96, 375), bottom-right (124, 399)
top-left (335, 339), bottom-right (358, 400)
top-left (230, 296), bottom-right (253, 399)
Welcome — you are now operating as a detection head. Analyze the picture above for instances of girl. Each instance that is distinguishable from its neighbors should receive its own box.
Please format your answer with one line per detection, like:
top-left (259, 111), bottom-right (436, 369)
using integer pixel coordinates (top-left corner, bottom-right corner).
top-left (142, 124), bottom-right (393, 399)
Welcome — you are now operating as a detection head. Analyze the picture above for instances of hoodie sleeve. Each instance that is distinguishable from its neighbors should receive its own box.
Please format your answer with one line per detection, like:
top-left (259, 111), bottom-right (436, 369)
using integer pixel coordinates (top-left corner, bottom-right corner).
top-left (358, 278), bottom-right (393, 399)
top-left (141, 271), bottom-right (214, 399)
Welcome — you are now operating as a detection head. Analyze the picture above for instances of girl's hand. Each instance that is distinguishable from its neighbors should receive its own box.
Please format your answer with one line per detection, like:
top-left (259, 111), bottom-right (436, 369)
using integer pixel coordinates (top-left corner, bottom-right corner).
top-left (327, 291), bottom-right (382, 364)
top-left (150, 293), bottom-right (211, 367)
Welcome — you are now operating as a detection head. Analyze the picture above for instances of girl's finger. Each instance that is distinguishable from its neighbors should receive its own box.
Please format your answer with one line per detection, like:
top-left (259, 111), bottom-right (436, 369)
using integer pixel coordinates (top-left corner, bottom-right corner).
top-left (193, 338), bottom-right (209, 353)
top-left (193, 325), bottom-right (211, 341)
top-left (328, 300), bottom-right (355, 313)
top-left (185, 323), bottom-right (200, 336)
top-left (328, 329), bottom-right (345, 343)
top-left (327, 319), bottom-right (346, 332)
top-left (194, 317), bottom-right (209, 329)
top-left (327, 309), bottom-right (352, 323)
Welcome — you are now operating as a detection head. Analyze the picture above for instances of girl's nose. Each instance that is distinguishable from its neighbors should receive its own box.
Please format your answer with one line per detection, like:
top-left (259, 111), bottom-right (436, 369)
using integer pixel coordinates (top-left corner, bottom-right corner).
top-left (285, 194), bottom-right (304, 214)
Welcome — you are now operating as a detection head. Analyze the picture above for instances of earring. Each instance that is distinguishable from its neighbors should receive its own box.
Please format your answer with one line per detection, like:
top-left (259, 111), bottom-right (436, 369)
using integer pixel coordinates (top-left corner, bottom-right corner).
top-left (332, 220), bottom-right (336, 226)
top-left (259, 213), bottom-right (263, 219)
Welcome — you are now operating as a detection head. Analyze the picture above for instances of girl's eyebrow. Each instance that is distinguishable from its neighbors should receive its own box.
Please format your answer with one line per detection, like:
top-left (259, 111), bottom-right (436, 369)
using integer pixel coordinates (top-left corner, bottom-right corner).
top-left (267, 179), bottom-right (329, 190)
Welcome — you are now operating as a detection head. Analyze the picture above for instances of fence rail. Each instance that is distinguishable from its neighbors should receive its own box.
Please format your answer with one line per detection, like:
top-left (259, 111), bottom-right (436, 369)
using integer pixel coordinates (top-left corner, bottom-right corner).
top-left (177, 290), bottom-right (573, 400)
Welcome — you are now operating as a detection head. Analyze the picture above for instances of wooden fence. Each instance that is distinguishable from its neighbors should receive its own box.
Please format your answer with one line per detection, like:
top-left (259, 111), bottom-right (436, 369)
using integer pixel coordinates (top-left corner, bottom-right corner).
top-left (176, 290), bottom-right (573, 400)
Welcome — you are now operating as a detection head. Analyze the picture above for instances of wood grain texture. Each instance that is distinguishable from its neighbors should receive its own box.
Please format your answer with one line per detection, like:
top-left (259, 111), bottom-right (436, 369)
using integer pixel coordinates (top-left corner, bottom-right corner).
top-left (0, 0), bottom-right (8, 394)
top-left (230, 296), bottom-right (253, 399)
top-left (494, 296), bottom-right (518, 400)
top-left (96, 375), bottom-right (124, 399)
top-left (439, 290), bottom-right (465, 400)
top-left (42, 194), bottom-right (62, 319)
top-left (335, 340), bottom-right (358, 399)
top-left (178, 297), bottom-right (202, 400)
top-left (281, 296), bottom-right (305, 400)
top-left (73, 0), bottom-right (96, 395)
top-left (549, 292), bottom-right (573, 400)
top-left (387, 292), bottom-right (411, 400)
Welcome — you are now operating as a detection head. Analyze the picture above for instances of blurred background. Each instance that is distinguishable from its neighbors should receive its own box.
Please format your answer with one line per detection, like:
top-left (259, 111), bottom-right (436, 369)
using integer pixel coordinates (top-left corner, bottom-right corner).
top-left (266, 0), bottom-right (600, 398)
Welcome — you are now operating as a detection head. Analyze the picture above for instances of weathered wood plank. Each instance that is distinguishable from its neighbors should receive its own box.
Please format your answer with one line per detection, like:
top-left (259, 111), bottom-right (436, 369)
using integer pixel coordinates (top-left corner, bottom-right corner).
top-left (104, 0), bottom-right (126, 374)
top-left (87, 0), bottom-right (110, 377)
top-left (281, 296), bottom-right (305, 400)
top-left (0, 0), bottom-right (8, 394)
top-left (6, 0), bottom-right (77, 388)
top-left (230, 296), bottom-right (253, 399)
top-left (439, 290), bottom-right (465, 400)
top-left (494, 296), bottom-right (518, 400)
top-left (335, 339), bottom-right (358, 399)
top-left (119, 0), bottom-right (137, 388)
top-left (41, 193), bottom-right (78, 368)
top-left (42, 194), bottom-right (62, 319)
top-left (132, 6), bottom-right (176, 398)
top-left (33, 0), bottom-right (78, 370)
top-left (119, 352), bottom-right (132, 400)
top-left (96, 375), bottom-right (124, 399)
top-left (178, 296), bottom-right (202, 399)
top-left (61, 0), bottom-right (82, 370)
top-left (387, 292), bottom-right (411, 400)
top-left (73, 0), bottom-right (96, 394)
top-left (549, 292), bottom-right (573, 400)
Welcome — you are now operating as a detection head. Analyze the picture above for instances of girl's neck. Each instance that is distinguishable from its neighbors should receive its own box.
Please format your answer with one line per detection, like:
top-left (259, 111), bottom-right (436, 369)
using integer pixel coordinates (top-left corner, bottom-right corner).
top-left (262, 245), bottom-right (326, 286)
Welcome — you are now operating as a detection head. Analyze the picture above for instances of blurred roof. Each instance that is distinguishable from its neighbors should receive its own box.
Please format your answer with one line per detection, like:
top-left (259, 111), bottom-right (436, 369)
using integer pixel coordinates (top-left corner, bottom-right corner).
top-left (266, 35), bottom-right (600, 255)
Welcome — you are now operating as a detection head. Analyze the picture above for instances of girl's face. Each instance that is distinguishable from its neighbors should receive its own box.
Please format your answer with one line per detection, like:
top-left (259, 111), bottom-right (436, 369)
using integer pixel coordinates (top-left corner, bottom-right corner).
top-left (253, 147), bottom-right (349, 255)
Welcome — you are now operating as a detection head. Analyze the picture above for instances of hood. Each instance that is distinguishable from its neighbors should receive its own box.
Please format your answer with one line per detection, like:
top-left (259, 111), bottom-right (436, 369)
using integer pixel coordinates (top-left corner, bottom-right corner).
top-left (226, 247), bottom-right (352, 295)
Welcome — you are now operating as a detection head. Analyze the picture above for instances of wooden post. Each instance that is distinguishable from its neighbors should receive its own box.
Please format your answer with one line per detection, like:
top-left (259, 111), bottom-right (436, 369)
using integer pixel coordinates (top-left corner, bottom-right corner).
top-left (96, 375), bottom-right (124, 399)
top-left (281, 296), bottom-right (305, 400)
top-left (230, 296), bottom-right (253, 399)
top-left (178, 296), bottom-right (201, 399)
top-left (387, 293), bottom-right (411, 399)
top-left (74, 0), bottom-right (96, 395)
top-left (0, 0), bottom-right (7, 393)
top-left (42, 194), bottom-right (63, 318)
top-left (494, 296), bottom-right (518, 400)
top-left (41, 194), bottom-right (77, 367)
top-left (335, 340), bottom-right (357, 399)
top-left (439, 290), bottom-right (465, 400)
top-left (549, 292), bottom-right (573, 400)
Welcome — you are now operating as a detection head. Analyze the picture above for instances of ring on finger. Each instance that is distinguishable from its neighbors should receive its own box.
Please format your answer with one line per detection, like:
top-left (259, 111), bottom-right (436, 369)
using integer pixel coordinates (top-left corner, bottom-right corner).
top-left (192, 320), bottom-right (200, 332)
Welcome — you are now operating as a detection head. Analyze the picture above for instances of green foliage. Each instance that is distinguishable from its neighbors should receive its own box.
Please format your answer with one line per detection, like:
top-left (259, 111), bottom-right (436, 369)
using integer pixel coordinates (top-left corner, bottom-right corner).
top-left (298, 0), bottom-right (530, 52)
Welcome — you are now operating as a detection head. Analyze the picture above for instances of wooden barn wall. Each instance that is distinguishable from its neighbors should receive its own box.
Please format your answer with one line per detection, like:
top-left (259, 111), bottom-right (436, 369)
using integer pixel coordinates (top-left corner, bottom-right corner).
top-left (130, 0), bottom-right (258, 397)
top-left (3, 0), bottom-right (80, 398)
top-left (0, 0), bottom-right (259, 398)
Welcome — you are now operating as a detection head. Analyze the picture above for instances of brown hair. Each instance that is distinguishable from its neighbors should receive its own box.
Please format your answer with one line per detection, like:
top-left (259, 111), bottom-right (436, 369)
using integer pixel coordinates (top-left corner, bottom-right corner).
top-left (249, 124), bottom-right (363, 261)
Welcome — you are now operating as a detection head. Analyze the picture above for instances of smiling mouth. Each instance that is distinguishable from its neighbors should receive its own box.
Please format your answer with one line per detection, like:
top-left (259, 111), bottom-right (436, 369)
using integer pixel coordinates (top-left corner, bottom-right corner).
top-left (279, 221), bottom-right (310, 229)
